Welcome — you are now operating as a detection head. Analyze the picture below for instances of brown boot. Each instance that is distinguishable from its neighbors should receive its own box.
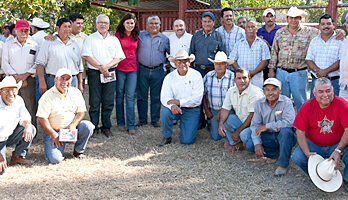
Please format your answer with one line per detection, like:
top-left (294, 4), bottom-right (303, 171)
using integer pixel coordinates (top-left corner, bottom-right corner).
top-left (10, 152), bottom-right (33, 166)
top-left (231, 142), bottom-right (245, 151)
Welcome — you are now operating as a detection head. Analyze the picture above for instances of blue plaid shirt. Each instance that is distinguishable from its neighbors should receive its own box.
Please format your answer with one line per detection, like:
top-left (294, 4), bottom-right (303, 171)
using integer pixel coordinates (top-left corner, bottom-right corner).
top-left (216, 24), bottom-right (245, 57)
top-left (203, 69), bottom-right (234, 110)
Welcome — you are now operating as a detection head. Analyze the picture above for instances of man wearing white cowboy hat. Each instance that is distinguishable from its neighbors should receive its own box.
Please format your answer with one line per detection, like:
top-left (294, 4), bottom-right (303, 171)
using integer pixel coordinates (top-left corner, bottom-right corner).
top-left (203, 51), bottom-right (234, 141)
top-left (268, 6), bottom-right (345, 112)
top-left (30, 17), bottom-right (49, 46)
top-left (240, 78), bottom-right (296, 176)
top-left (0, 76), bottom-right (36, 175)
top-left (291, 77), bottom-right (348, 191)
top-left (157, 49), bottom-right (203, 146)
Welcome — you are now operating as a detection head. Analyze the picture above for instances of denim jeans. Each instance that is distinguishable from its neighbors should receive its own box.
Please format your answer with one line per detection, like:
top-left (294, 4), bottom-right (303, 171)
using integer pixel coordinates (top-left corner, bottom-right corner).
top-left (310, 77), bottom-right (339, 99)
top-left (224, 112), bottom-right (243, 145)
top-left (161, 107), bottom-right (200, 144)
top-left (276, 68), bottom-right (307, 112)
top-left (115, 69), bottom-right (137, 129)
top-left (291, 139), bottom-right (348, 181)
top-left (87, 69), bottom-right (116, 130)
top-left (43, 120), bottom-right (94, 164)
top-left (209, 109), bottom-right (222, 141)
top-left (0, 125), bottom-right (37, 158)
top-left (137, 63), bottom-right (164, 124)
top-left (240, 127), bottom-right (296, 167)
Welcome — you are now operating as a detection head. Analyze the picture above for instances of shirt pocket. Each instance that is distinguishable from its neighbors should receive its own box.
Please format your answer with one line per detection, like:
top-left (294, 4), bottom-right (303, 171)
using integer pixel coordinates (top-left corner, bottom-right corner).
top-left (208, 40), bottom-right (219, 54)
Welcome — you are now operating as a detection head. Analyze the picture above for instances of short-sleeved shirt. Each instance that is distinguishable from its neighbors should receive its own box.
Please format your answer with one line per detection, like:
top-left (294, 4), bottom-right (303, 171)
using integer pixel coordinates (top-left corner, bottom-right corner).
top-left (169, 32), bottom-right (192, 68)
top-left (82, 31), bottom-right (126, 70)
top-left (115, 32), bottom-right (138, 72)
top-left (203, 69), bottom-right (234, 110)
top-left (36, 86), bottom-right (87, 130)
top-left (257, 24), bottom-right (282, 47)
top-left (222, 84), bottom-right (264, 122)
top-left (293, 96), bottom-right (348, 147)
top-left (216, 24), bottom-right (245, 57)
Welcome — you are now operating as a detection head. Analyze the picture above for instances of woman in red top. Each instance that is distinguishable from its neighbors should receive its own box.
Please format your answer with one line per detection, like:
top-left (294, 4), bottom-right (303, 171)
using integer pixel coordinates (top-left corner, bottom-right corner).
top-left (115, 14), bottom-right (139, 134)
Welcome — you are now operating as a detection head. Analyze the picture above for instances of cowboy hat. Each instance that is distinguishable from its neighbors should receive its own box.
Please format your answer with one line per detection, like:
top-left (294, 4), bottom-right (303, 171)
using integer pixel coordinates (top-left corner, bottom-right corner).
top-left (0, 76), bottom-right (22, 90)
top-left (30, 18), bottom-right (50, 29)
top-left (286, 6), bottom-right (307, 18)
top-left (308, 154), bottom-right (342, 192)
top-left (168, 49), bottom-right (195, 63)
top-left (208, 51), bottom-right (234, 65)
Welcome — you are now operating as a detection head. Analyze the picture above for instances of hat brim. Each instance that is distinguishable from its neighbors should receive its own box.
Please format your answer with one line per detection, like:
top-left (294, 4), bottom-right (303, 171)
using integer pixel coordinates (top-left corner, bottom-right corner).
top-left (0, 80), bottom-right (22, 90)
top-left (168, 55), bottom-right (195, 63)
top-left (308, 154), bottom-right (343, 192)
top-left (208, 58), bottom-right (234, 65)
top-left (30, 22), bottom-right (50, 29)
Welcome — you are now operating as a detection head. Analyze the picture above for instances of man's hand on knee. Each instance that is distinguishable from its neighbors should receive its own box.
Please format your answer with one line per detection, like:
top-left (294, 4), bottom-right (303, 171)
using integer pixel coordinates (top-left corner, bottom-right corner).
top-left (0, 154), bottom-right (7, 173)
top-left (255, 144), bottom-right (265, 157)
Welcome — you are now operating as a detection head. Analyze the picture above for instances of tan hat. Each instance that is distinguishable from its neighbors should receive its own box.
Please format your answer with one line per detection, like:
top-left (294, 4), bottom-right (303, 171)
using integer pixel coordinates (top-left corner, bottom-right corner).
top-left (30, 18), bottom-right (50, 29)
top-left (263, 8), bottom-right (275, 17)
top-left (286, 6), bottom-right (307, 18)
top-left (55, 68), bottom-right (72, 78)
top-left (0, 76), bottom-right (22, 89)
top-left (208, 51), bottom-right (234, 65)
top-left (308, 154), bottom-right (343, 192)
top-left (168, 49), bottom-right (195, 63)
top-left (263, 78), bottom-right (281, 89)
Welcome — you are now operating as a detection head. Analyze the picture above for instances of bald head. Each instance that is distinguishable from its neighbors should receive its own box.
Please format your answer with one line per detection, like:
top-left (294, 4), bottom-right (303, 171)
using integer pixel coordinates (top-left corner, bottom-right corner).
top-left (173, 19), bottom-right (186, 38)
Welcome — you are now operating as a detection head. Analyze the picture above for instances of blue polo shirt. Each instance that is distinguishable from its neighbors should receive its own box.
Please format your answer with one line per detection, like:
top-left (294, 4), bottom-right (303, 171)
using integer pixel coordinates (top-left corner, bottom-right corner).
top-left (256, 24), bottom-right (282, 47)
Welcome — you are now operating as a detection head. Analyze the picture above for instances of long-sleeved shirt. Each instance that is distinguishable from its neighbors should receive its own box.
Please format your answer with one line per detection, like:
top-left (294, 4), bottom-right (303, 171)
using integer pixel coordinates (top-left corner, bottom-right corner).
top-left (137, 31), bottom-right (170, 67)
top-left (250, 95), bottom-right (295, 145)
top-left (160, 68), bottom-right (203, 109)
top-left (169, 32), bottom-right (192, 68)
top-left (216, 24), bottom-right (245, 57)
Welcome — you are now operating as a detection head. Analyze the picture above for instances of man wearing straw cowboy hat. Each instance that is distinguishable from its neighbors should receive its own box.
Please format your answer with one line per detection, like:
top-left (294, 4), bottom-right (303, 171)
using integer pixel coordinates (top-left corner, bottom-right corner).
top-left (157, 50), bottom-right (203, 146)
top-left (0, 76), bottom-right (36, 175)
top-left (291, 77), bottom-right (348, 191)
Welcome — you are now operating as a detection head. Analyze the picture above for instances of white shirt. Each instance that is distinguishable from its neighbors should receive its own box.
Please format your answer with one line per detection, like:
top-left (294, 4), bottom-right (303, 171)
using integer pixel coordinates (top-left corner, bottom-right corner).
top-left (5, 35), bottom-right (15, 43)
top-left (30, 30), bottom-right (48, 47)
top-left (0, 41), bottom-right (4, 74)
top-left (2, 38), bottom-right (38, 75)
top-left (340, 39), bottom-right (348, 88)
top-left (160, 68), bottom-right (203, 109)
top-left (35, 35), bottom-right (83, 75)
top-left (0, 95), bottom-right (31, 142)
top-left (168, 32), bottom-right (192, 67)
top-left (82, 31), bottom-right (125, 70)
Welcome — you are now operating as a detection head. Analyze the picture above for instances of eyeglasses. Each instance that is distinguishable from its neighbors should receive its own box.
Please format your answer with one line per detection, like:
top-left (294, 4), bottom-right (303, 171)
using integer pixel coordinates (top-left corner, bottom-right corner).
top-left (175, 59), bottom-right (190, 65)
top-left (1, 88), bottom-right (18, 95)
top-left (97, 22), bottom-right (109, 25)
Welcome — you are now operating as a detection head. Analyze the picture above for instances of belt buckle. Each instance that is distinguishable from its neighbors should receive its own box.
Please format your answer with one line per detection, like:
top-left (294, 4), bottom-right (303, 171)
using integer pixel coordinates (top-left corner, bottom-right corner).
top-left (201, 65), bottom-right (206, 70)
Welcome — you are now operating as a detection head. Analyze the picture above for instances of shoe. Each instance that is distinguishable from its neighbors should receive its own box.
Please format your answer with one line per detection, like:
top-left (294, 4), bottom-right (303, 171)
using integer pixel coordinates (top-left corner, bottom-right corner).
top-left (152, 121), bottom-right (160, 128)
top-left (343, 180), bottom-right (348, 192)
top-left (197, 120), bottom-right (207, 130)
top-left (231, 142), bottom-right (245, 151)
top-left (91, 129), bottom-right (99, 138)
top-left (10, 152), bottom-right (33, 166)
top-left (224, 142), bottom-right (233, 152)
top-left (102, 129), bottom-right (113, 138)
top-left (127, 129), bottom-right (136, 135)
top-left (274, 166), bottom-right (288, 176)
top-left (136, 122), bottom-right (147, 127)
top-left (118, 126), bottom-right (126, 132)
top-left (156, 137), bottom-right (172, 147)
top-left (73, 150), bottom-right (86, 159)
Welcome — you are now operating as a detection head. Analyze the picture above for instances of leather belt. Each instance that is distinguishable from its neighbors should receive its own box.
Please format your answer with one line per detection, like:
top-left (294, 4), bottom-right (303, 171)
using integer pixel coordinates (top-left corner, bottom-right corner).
top-left (47, 74), bottom-right (77, 78)
top-left (195, 64), bottom-right (214, 70)
top-left (311, 74), bottom-right (339, 81)
top-left (182, 106), bottom-right (200, 109)
top-left (281, 67), bottom-right (307, 73)
top-left (141, 64), bottom-right (161, 69)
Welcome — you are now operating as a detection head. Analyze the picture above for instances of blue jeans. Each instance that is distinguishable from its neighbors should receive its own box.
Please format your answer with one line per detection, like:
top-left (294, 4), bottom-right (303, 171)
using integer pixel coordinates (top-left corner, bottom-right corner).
top-left (43, 120), bottom-right (94, 164)
top-left (161, 107), bottom-right (200, 144)
top-left (137, 63), bottom-right (164, 124)
top-left (0, 125), bottom-right (37, 158)
top-left (276, 68), bottom-right (307, 112)
top-left (224, 112), bottom-right (243, 145)
top-left (240, 127), bottom-right (296, 167)
top-left (291, 139), bottom-right (348, 181)
top-left (310, 77), bottom-right (339, 99)
top-left (115, 69), bottom-right (137, 129)
top-left (87, 69), bottom-right (116, 130)
top-left (209, 109), bottom-right (222, 141)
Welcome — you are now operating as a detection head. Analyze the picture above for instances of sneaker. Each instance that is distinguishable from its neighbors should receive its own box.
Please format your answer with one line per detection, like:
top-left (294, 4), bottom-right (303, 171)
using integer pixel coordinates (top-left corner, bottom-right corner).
top-left (274, 166), bottom-right (288, 176)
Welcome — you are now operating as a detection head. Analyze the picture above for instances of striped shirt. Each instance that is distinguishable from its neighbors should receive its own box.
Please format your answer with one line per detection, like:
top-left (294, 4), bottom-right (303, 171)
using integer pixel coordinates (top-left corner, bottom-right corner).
top-left (216, 24), bottom-right (245, 57)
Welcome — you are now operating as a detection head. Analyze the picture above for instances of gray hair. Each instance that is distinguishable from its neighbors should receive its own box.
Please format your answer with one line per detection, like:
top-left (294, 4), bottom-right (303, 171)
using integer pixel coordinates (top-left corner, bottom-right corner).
top-left (96, 14), bottom-right (109, 24)
top-left (147, 15), bottom-right (161, 24)
top-left (314, 77), bottom-right (332, 89)
top-left (237, 16), bottom-right (248, 22)
top-left (247, 19), bottom-right (257, 25)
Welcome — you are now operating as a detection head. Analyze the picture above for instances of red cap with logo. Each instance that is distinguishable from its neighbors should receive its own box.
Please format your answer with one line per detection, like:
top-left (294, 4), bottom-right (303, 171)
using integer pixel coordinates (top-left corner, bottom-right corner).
top-left (15, 20), bottom-right (30, 30)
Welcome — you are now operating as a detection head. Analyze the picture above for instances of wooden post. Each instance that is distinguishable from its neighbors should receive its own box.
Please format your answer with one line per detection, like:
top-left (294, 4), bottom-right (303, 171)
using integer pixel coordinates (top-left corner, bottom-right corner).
top-left (179, 0), bottom-right (187, 20)
top-left (327, 0), bottom-right (338, 25)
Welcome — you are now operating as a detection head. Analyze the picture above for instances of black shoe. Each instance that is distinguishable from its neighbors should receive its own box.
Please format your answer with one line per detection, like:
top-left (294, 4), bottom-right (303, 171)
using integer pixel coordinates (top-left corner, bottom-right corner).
top-left (151, 121), bottom-right (160, 128)
top-left (136, 122), bottom-right (147, 127)
top-left (91, 129), bottom-right (99, 138)
top-left (102, 129), bottom-right (113, 138)
top-left (156, 137), bottom-right (172, 147)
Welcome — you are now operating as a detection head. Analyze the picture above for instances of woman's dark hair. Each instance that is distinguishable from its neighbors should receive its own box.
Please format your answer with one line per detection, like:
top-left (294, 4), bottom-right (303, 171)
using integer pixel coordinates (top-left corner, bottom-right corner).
top-left (116, 14), bottom-right (139, 40)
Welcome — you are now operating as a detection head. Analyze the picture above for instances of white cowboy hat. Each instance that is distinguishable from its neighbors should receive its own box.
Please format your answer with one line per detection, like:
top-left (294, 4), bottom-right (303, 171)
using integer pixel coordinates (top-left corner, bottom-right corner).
top-left (308, 154), bottom-right (342, 192)
top-left (208, 51), bottom-right (234, 65)
top-left (168, 49), bottom-right (195, 63)
top-left (55, 68), bottom-right (72, 78)
top-left (286, 6), bottom-right (307, 18)
top-left (30, 18), bottom-right (50, 29)
top-left (0, 76), bottom-right (22, 89)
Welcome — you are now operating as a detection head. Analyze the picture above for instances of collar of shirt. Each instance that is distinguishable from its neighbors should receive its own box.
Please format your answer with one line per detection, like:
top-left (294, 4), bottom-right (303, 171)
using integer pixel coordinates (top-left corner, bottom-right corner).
top-left (13, 37), bottom-right (34, 47)
top-left (96, 31), bottom-right (110, 39)
top-left (173, 31), bottom-right (189, 39)
top-left (52, 86), bottom-right (71, 98)
top-left (202, 29), bottom-right (213, 37)
top-left (209, 69), bottom-right (232, 80)
top-left (259, 24), bottom-right (282, 33)
top-left (54, 35), bottom-right (73, 45)
top-left (71, 32), bottom-right (87, 39)
top-left (318, 31), bottom-right (336, 42)
top-left (232, 83), bottom-right (253, 96)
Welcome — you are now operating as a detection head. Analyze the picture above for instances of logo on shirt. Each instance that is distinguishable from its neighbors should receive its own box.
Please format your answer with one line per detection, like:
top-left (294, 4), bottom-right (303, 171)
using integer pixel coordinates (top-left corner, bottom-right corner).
top-left (318, 115), bottom-right (334, 134)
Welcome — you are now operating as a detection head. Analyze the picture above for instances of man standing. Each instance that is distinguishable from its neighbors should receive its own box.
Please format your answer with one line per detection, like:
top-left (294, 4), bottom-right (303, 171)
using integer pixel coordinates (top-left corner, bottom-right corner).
top-left (340, 14), bottom-right (348, 101)
top-left (2, 20), bottom-right (38, 126)
top-left (306, 14), bottom-right (343, 98)
top-left (82, 14), bottom-right (125, 137)
top-left (36, 18), bottom-right (83, 95)
top-left (237, 16), bottom-right (248, 30)
top-left (240, 78), bottom-right (296, 176)
top-left (0, 76), bottom-right (36, 174)
top-left (136, 15), bottom-right (170, 128)
top-left (37, 68), bottom-right (94, 164)
top-left (0, 24), bottom-right (10, 43)
top-left (218, 68), bottom-right (264, 151)
top-left (291, 77), bottom-right (348, 191)
top-left (230, 20), bottom-right (270, 88)
top-left (30, 18), bottom-right (50, 46)
top-left (168, 19), bottom-right (192, 69)
top-left (216, 8), bottom-right (245, 57)
top-left (157, 50), bottom-right (203, 146)
top-left (0, 41), bottom-right (4, 81)
top-left (203, 51), bottom-right (234, 141)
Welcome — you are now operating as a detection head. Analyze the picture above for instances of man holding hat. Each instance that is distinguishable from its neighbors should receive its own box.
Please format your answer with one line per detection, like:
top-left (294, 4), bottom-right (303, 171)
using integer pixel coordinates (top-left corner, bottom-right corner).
top-left (291, 77), bottom-right (348, 191)
top-left (2, 19), bottom-right (38, 127)
top-left (203, 51), bottom-right (234, 141)
top-left (157, 50), bottom-right (203, 146)
top-left (0, 76), bottom-right (36, 174)
top-left (30, 17), bottom-right (50, 46)
top-left (240, 78), bottom-right (296, 176)
top-left (36, 68), bottom-right (94, 164)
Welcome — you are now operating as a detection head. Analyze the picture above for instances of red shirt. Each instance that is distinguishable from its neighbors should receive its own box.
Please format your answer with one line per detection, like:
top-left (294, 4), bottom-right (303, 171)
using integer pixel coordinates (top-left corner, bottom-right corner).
top-left (115, 32), bottom-right (138, 72)
top-left (293, 96), bottom-right (348, 147)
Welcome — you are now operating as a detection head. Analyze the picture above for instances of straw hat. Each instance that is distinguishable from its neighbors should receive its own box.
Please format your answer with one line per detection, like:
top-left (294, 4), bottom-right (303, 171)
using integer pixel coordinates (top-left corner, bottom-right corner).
top-left (308, 154), bottom-right (343, 192)
top-left (208, 51), bottom-right (234, 65)
top-left (30, 18), bottom-right (50, 29)
top-left (286, 6), bottom-right (307, 18)
top-left (168, 49), bottom-right (195, 63)
top-left (0, 76), bottom-right (22, 89)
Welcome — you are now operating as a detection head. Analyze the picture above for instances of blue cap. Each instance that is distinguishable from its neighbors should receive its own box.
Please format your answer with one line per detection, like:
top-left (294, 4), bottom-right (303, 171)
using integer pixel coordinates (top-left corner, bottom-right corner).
top-left (202, 12), bottom-right (215, 21)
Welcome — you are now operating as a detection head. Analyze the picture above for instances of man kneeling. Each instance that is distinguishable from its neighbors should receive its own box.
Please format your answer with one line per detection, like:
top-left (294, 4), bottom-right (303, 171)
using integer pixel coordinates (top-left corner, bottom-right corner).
top-left (37, 68), bottom-right (94, 164)
top-left (240, 78), bottom-right (296, 176)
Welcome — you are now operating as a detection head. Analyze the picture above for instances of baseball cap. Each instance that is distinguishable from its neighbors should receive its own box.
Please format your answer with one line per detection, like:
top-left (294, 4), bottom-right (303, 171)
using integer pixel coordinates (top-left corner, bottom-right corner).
top-left (2, 24), bottom-right (10, 28)
top-left (263, 8), bottom-right (275, 17)
top-left (15, 20), bottom-right (30, 30)
top-left (263, 78), bottom-right (281, 89)
top-left (55, 68), bottom-right (72, 78)
top-left (202, 12), bottom-right (215, 21)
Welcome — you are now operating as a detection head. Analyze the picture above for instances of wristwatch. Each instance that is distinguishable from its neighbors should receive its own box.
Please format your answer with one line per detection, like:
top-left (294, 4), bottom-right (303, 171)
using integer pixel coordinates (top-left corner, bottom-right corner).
top-left (334, 148), bottom-right (342, 155)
